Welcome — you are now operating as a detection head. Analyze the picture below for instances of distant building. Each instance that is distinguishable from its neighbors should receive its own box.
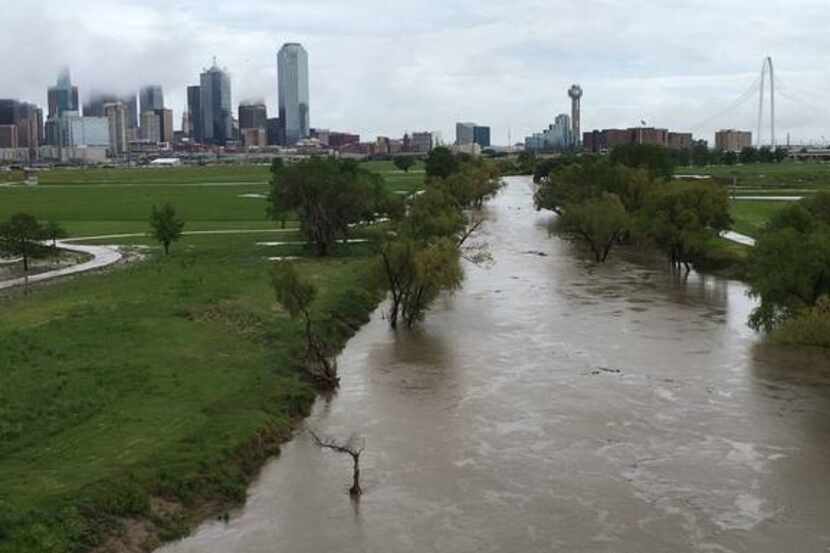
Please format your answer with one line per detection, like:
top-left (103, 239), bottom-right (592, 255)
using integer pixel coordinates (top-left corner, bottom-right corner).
top-left (187, 85), bottom-right (202, 142)
top-left (525, 114), bottom-right (572, 152)
top-left (456, 122), bottom-right (475, 145)
top-left (668, 132), bottom-right (693, 150)
top-left (715, 129), bottom-right (752, 152)
top-left (139, 85), bottom-right (164, 113)
top-left (47, 67), bottom-right (79, 120)
top-left (328, 131), bottom-right (360, 150)
top-left (200, 61), bottom-right (232, 146)
top-left (238, 102), bottom-right (267, 130)
top-left (156, 109), bottom-right (173, 144)
top-left (266, 117), bottom-right (283, 146)
top-left (0, 125), bottom-right (18, 148)
top-left (242, 128), bottom-right (267, 148)
top-left (411, 131), bottom-right (433, 153)
top-left (85, 92), bottom-right (138, 129)
top-left (0, 99), bottom-right (41, 153)
top-left (62, 113), bottom-right (110, 148)
top-left (103, 102), bottom-right (128, 156)
top-left (473, 126), bottom-right (491, 148)
top-left (311, 128), bottom-right (330, 146)
top-left (277, 43), bottom-right (310, 145)
top-left (583, 127), bottom-right (693, 153)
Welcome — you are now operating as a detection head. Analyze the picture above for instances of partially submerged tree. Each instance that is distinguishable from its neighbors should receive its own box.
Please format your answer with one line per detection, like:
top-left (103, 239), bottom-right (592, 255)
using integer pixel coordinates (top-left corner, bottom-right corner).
top-left (271, 261), bottom-right (338, 387)
top-left (0, 212), bottom-right (48, 272)
top-left (747, 193), bottom-right (830, 331)
top-left (149, 203), bottom-right (185, 255)
top-left (309, 430), bottom-right (365, 497)
top-left (553, 194), bottom-right (630, 263)
top-left (267, 158), bottom-right (398, 256)
top-left (643, 181), bottom-right (732, 272)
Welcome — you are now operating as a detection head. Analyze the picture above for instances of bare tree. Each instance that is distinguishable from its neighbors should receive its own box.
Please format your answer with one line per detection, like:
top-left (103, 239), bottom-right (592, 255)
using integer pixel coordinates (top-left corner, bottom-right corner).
top-left (309, 430), bottom-right (365, 497)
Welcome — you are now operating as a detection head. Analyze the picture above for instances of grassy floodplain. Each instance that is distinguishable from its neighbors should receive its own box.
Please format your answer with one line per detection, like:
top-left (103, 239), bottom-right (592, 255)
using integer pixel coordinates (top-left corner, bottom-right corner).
top-left (682, 161), bottom-right (830, 193)
top-left (0, 160), bottom-right (421, 552)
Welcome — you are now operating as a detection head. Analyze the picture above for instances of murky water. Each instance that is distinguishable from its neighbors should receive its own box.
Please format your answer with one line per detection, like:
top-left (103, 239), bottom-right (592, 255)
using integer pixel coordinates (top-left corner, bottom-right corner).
top-left (160, 177), bottom-right (830, 553)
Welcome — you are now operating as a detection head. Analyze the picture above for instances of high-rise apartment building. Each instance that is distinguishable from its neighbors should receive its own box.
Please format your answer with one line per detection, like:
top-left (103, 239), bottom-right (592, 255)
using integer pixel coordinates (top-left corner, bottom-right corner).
top-left (200, 61), bottom-right (232, 145)
top-left (239, 102), bottom-right (267, 130)
top-left (277, 43), bottom-right (310, 145)
top-left (715, 129), bottom-right (752, 152)
top-left (0, 99), bottom-right (42, 153)
top-left (139, 85), bottom-right (164, 114)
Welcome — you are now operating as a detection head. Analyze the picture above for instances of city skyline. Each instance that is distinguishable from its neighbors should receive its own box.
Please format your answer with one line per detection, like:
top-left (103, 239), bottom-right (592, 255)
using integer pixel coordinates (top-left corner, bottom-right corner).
top-left (3, 1), bottom-right (830, 144)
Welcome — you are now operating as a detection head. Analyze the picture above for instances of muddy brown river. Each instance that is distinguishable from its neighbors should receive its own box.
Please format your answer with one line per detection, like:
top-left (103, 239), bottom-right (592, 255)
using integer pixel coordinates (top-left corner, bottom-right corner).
top-left (159, 176), bottom-right (830, 552)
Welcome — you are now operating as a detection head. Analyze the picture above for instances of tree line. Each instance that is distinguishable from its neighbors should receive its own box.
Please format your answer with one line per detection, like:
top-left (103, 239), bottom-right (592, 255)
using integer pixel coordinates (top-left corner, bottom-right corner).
top-left (533, 145), bottom-right (732, 270)
top-left (268, 149), bottom-right (502, 386)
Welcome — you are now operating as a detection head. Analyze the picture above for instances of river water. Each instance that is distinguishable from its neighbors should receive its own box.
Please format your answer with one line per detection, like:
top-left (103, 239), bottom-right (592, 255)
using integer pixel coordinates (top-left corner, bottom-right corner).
top-left (160, 176), bottom-right (830, 553)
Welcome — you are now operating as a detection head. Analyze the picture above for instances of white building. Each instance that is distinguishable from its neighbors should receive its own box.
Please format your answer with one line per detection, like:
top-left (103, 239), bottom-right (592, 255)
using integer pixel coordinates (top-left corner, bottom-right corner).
top-left (61, 113), bottom-right (109, 148)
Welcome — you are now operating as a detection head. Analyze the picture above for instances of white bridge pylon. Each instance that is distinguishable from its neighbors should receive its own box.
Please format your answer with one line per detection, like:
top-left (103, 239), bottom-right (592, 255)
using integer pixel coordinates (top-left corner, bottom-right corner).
top-left (757, 56), bottom-right (776, 147)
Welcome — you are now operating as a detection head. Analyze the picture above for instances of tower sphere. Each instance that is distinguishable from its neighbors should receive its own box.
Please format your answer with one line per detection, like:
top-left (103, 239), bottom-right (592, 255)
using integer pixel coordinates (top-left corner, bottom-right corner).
top-left (568, 84), bottom-right (583, 99)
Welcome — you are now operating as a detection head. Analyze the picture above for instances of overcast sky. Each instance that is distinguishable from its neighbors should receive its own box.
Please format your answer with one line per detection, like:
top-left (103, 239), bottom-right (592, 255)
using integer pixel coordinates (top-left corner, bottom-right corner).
top-left (2, 0), bottom-right (830, 145)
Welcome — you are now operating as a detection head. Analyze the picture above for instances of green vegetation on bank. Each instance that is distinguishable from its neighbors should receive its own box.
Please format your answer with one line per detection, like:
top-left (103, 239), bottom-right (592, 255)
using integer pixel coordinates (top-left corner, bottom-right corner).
top-left (730, 201), bottom-right (787, 237)
top-left (0, 160), bottom-right (426, 552)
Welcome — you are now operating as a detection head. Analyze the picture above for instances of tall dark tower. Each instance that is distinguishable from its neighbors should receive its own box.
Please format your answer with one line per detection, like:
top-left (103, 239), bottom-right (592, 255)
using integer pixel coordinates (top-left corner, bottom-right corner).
top-left (568, 84), bottom-right (583, 147)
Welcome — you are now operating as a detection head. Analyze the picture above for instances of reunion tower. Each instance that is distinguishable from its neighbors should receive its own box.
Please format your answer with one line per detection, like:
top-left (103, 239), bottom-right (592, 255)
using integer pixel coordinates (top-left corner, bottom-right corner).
top-left (568, 84), bottom-right (583, 147)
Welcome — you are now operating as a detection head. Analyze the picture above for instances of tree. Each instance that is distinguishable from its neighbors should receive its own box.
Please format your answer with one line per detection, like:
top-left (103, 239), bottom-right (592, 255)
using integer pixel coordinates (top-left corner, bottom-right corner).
top-left (553, 194), bottom-right (630, 262)
top-left (758, 146), bottom-right (774, 164)
top-left (424, 147), bottom-right (459, 179)
top-left (271, 261), bottom-right (338, 387)
top-left (722, 151), bottom-right (738, 166)
top-left (436, 161), bottom-right (503, 209)
top-left (267, 158), bottom-right (397, 256)
top-left (644, 182), bottom-right (732, 271)
top-left (747, 192), bottom-right (830, 331)
top-left (609, 143), bottom-right (676, 180)
top-left (773, 147), bottom-right (789, 163)
top-left (393, 156), bottom-right (416, 173)
top-left (0, 213), bottom-right (48, 272)
top-left (149, 203), bottom-right (185, 255)
top-left (739, 146), bottom-right (758, 164)
top-left (44, 220), bottom-right (67, 251)
top-left (309, 430), bottom-right (365, 497)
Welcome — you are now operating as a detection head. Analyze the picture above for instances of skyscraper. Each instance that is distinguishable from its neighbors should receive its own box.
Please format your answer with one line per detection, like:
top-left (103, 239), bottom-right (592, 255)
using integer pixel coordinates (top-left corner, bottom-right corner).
top-left (187, 85), bottom-right (202, 142)
top-left (47, 67), bottom-right (79, 119)
top-left (200, 60), bottom-right (232, 145)
top-left (277, 43), bottom-right (309, 145)
top-left (84, 91), bottom-right (138, 129)
top-left (103, 102), bottom-right (128, 156)
top-left (139, 85), bottom-right (164, 114)
top-left (238, 102), bottom-right (267, 130)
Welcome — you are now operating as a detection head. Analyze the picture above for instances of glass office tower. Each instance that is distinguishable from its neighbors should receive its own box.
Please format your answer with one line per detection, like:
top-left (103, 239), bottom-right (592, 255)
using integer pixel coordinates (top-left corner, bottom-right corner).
top-left (277, 43), bottom-right (309, 145)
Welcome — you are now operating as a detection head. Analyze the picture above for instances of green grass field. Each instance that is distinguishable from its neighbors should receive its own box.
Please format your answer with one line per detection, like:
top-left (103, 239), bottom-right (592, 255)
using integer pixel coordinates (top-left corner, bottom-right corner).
top-left (683, 161), bottom-right (830, 192)
top-left (730, 200), bottom-right (789, 237)
top-left (0, 161), bottom-right (421, 237)
top-left (0, 161), bottom-right (422, 552)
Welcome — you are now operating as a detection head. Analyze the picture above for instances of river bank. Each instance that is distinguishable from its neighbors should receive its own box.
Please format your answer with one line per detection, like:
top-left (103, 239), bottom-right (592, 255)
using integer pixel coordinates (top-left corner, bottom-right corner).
top-left (0, 234), bottom-right (384, 553)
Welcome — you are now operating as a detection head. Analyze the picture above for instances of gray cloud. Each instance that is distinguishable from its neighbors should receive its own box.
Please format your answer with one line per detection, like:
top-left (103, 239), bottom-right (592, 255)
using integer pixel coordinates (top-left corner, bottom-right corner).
top-left (2, 0), bottom-right (829, 144)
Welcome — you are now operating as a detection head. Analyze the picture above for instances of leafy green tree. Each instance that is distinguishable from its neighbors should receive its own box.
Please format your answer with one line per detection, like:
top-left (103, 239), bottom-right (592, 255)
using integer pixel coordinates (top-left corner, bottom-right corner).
top-left (0, 213), bottom-right (48, 272)
top-left (739, 146), bottom-right (758, 164)
top-left (758, 146), bottom-right (774, 163)
top-left (773, 147), bottom-right (789, 163)
top-left (722, 151), bottom-right (738, 165)
top-left (435, 160), bottom-right (503, 209)
top-left (271, 261), bottom-right (339, 387)
top-left (149, 203), bottom-right (185, 255)
top-left (644, 182), bottom-right (732, 271)
top-left (691, 141), bottom-right (711, 167)
top-left (747, 192), bottom-right (830, 331)
top-left (393, 156), bottom-right (416, 173)
top-left (44, 220), bottom-right (67, 250)
top-left (424, 146), bottom-right (460, 179)
top-left (553, 193), bottom-right (631, 262)
top-left (609, 143), bottom-right (676, 180)
top-left (267, 158), bottom-right (398, 256)
top-left (515, 151), bottom-right (537, 175)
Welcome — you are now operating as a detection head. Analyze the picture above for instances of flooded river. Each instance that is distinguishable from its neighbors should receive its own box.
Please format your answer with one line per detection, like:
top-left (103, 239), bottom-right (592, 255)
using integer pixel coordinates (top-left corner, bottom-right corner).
top-left (160, 176), bottom-right (830, 552)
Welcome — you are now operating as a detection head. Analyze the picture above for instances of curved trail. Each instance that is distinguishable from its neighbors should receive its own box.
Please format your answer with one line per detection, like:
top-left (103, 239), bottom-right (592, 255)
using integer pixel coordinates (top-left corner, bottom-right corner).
top-left (0, 228), bottom-right (296, 291)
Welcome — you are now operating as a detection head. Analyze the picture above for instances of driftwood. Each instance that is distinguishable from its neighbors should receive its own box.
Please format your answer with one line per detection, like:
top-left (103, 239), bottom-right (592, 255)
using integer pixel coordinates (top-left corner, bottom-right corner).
top-left (309, 430), bottom-right (365, 496)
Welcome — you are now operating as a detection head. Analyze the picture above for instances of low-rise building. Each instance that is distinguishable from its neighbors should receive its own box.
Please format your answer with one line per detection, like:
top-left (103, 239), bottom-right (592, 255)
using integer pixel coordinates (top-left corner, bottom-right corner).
top-left (715, 129), bottom-right (752, 152)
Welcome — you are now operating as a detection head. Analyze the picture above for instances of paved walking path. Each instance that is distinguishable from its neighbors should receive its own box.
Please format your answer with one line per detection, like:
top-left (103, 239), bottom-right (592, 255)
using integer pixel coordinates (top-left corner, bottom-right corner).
top-left (0, 228), bottom-right (296, 291)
